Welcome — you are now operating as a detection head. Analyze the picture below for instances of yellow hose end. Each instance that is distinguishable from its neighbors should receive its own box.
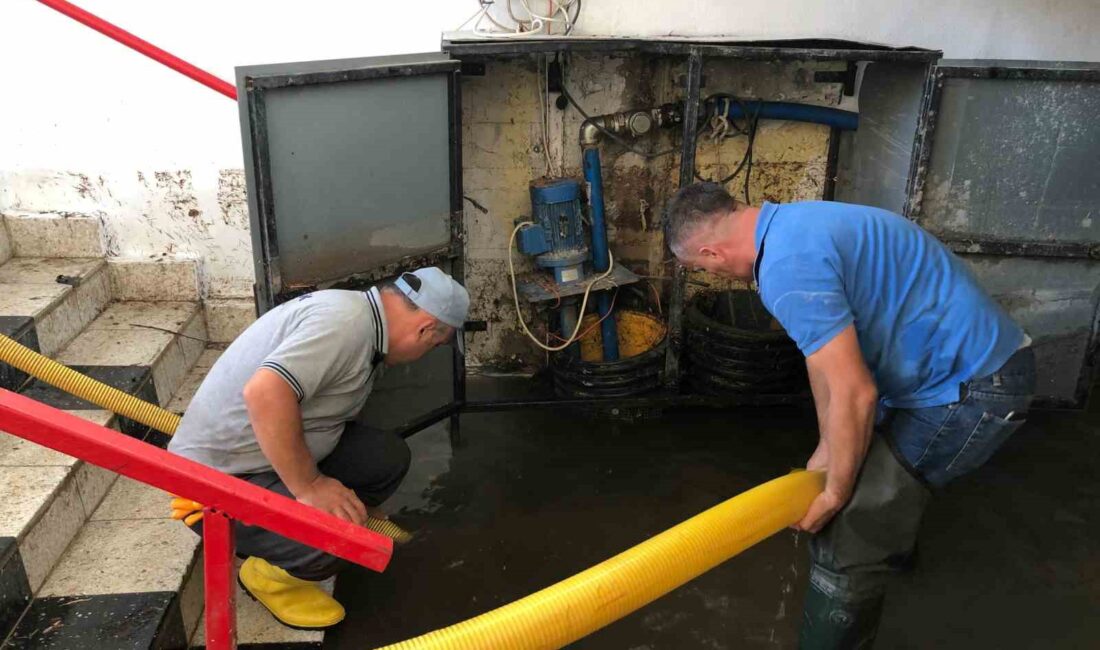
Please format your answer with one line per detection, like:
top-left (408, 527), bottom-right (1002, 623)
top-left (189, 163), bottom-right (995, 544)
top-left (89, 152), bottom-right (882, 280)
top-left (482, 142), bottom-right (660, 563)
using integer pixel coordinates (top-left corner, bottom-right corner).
top-left (366, 517), bottom-right (414, 546)
top-left (375, 470), bottom-right (824, 650)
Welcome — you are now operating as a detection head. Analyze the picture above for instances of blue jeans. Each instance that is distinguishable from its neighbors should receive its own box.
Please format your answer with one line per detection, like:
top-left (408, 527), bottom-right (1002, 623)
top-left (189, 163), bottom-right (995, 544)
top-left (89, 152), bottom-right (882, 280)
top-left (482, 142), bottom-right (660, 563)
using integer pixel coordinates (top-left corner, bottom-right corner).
top-left (887, 347), bottom-right (1036, 487)
top-left (803, 347), bottom-right (1036, 644)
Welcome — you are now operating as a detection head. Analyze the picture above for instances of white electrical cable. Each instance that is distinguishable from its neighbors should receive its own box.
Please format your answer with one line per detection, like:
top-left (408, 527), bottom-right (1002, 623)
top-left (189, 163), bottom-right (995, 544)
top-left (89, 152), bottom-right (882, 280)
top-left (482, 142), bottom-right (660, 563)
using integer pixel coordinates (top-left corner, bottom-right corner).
top-left (509, 221), bottom-right (616, 352)
top-left (538, 56), bottom-right (563, 178)
top-left (520, 0), bottom-right (568, 24)
top-left (460, 0), bottom-right (580, 37)
top-left (457, 0), bottom-right (525, 37)
top-left (537, 58), bottom-right (554, 177)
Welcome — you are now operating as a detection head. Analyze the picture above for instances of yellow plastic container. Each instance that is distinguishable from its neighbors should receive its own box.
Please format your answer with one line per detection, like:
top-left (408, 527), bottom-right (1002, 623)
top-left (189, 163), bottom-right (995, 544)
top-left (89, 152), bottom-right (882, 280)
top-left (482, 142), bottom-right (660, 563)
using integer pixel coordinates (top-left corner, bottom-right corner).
top-left (578, 309), bottom-right (666, 363)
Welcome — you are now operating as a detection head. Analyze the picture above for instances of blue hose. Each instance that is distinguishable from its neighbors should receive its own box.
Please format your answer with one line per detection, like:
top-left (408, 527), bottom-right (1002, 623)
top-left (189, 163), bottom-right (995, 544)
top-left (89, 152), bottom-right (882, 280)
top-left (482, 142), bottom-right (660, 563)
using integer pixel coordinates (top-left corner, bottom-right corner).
top-left (582, 147), bottom-right (620, 362)
top-left (714, 99), bottom-right (858, 131)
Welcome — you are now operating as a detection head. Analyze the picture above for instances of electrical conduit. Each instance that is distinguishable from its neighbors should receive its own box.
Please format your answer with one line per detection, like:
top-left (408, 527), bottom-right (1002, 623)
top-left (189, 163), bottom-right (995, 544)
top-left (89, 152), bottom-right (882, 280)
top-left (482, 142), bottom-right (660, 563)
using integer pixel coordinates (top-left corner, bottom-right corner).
top-left (376, 468), bottom-right (824, 649)
top-left (716, 99), bottom-right (859, 131)
top-left (582, 146), bottom-right (620, 362)
top-left (0, 333), bottom-right (410, 544)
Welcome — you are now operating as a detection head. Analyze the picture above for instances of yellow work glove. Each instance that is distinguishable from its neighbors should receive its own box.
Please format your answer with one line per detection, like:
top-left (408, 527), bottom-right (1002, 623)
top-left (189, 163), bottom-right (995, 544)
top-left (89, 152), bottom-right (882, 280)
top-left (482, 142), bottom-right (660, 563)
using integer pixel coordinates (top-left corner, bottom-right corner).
top-left (170, 496), bottom-right (205, 527)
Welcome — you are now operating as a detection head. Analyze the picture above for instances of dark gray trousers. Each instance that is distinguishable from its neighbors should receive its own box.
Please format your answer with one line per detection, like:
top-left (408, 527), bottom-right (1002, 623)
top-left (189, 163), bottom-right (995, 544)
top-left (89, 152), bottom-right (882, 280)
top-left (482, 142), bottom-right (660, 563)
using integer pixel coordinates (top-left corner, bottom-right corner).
top-left (801, 348), bottom-right (1036, 648)
top-left (193, 421), bottom-right (411, 581)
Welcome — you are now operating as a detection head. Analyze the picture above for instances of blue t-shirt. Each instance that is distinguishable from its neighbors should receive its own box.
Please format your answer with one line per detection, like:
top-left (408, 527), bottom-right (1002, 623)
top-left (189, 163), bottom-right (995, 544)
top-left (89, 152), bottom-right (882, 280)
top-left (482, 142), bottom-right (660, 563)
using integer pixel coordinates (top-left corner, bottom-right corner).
top-left (755, 201), bottom-right (1024, 409)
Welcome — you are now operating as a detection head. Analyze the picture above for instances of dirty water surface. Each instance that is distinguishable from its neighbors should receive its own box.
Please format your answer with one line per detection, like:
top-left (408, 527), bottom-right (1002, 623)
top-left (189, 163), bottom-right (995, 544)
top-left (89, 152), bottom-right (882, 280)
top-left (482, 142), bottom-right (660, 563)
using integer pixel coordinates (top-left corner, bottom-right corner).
top-left (329, 375), bottom-right (1100, 649)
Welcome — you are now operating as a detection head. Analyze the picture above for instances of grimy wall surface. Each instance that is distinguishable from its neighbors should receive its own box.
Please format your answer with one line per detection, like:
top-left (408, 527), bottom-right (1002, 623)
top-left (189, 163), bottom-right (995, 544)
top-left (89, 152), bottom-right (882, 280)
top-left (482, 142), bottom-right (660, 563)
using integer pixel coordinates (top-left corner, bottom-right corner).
top-left (459, 54), bottom-right (842, 366)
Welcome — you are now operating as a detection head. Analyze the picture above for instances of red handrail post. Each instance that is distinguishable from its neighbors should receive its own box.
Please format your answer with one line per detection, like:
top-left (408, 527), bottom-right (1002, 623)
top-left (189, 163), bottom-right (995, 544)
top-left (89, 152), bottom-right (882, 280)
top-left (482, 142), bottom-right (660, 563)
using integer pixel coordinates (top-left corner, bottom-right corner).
top-left (204, 509), bottom-right (238, 650)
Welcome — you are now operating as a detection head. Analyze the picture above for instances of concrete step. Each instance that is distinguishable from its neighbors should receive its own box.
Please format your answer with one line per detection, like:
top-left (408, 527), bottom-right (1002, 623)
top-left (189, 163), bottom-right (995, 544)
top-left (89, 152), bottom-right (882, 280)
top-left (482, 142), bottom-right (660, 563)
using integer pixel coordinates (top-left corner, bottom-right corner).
top-left (0, 410), bottom-right (119, 641)
top-left (21, 300), bottom-right (208, 446)
top-left (1, 349), bottom-right (220, 648)
top-left (1, 212), bottom-right (105, 260)
top-left (0, 301), bottom-right (207, 645)
top-left (203, 298), bottom-right (255, 345)
top-left (109, 258), bottom-right (200, 303)
top-left (0, 257), bottom-right (111, 368)
top-left (30, 344), bottom-right (325, 649)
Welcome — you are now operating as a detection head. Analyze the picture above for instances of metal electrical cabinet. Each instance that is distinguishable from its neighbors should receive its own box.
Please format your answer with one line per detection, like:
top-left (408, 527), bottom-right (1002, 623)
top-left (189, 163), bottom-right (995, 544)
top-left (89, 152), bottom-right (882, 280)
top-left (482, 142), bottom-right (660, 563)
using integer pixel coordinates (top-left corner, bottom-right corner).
top-left (235, 38), bottom-right (941, 435)
top-left (231, 40), bottom-right (1100, 428)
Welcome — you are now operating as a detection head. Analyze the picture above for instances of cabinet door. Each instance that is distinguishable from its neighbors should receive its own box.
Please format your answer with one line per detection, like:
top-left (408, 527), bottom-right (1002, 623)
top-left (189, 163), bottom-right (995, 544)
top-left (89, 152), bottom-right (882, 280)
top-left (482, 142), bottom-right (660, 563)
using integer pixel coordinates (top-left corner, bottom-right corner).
top-left (237, 53), bottom-right (462, 311)
top-left (907, 61), bottom-right (1100, 406)
top-left (238, 52), bottom-right (465, 438)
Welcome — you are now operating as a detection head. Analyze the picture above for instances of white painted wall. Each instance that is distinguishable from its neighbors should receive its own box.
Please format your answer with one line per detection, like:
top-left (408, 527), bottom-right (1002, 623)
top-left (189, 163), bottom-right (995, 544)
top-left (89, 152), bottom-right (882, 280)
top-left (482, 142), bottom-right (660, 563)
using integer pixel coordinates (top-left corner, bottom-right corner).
top-left (576, 0), bottom-right (1100, 62)
top-left (1, 0), bottom-right (1098, 298)
top-left (0, 0), bottom-right (474, 297)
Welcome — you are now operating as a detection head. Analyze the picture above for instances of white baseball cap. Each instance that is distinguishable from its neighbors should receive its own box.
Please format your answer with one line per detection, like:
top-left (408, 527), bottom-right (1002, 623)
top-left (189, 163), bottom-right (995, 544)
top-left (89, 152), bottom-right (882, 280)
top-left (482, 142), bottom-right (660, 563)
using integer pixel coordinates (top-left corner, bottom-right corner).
top-left (394, 267), bottom-right (470, 354)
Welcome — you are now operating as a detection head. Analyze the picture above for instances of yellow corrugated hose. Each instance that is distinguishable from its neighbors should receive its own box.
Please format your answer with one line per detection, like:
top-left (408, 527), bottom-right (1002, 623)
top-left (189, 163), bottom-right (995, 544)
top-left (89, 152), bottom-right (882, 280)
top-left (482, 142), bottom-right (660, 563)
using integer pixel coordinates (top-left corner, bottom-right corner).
top-left (0, 332), bottom-right (183, 434)
top-left (0, 332), bottom-right (411, 544)
top-left (375, 469), bottom-right (824, 650)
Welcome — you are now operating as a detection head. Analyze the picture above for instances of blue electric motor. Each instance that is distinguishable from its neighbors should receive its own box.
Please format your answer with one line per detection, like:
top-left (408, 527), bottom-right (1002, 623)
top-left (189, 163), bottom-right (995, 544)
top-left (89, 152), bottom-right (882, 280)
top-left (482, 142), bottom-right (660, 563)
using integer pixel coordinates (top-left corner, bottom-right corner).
top-left (516, 178), bottom-right (589, 285)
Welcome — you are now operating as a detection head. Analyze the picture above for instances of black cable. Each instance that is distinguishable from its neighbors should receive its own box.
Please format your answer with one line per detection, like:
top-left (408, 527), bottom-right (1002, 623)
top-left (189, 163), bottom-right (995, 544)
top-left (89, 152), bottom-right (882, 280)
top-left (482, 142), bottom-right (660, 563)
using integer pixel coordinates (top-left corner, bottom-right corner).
top-left (742, 116), bottom-right (756, 204)
top-left (564, 0), bottom-right (581, 35)
top-left (463, 195), bottom-right (489, 213)
top-left (736, 97), bottom-right (761, 204)
top-left (694, 97), bottom-right (761, 192)
top-left (559, 76), bottom-right (679, 160)
top-left (693, 115), bottom-right (757, 186)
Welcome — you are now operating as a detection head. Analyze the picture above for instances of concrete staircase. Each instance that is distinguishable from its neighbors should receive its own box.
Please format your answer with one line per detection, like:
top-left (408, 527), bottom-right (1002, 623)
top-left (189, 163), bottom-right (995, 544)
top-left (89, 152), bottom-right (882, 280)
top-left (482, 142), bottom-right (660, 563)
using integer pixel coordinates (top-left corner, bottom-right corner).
top-left (0, 213), bottom-right (314, 648)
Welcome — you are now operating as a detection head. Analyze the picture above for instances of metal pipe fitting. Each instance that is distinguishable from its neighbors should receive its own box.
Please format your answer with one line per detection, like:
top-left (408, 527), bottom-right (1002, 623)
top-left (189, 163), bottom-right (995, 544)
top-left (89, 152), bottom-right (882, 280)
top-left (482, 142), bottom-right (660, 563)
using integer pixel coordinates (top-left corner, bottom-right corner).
top-left (579, 103), bottom-right (682, 146)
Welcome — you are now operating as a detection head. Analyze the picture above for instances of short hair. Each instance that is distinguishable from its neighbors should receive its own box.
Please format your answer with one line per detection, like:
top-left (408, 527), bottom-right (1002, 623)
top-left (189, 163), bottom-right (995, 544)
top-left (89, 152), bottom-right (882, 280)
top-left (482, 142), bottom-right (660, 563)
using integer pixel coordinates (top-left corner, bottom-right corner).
top-left (663, 182), bottom-right (740, 256)
top-left (379, 280), bottom-right (451, 335)
top-left (380, 280), bottom-right (419, 311)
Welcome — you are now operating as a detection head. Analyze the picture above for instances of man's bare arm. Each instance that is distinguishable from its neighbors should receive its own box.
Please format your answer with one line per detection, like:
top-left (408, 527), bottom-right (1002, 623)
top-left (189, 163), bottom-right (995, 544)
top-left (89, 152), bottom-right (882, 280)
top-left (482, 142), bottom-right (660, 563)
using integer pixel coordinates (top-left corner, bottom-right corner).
top-left (797, 324), bottom-right (878, 533)
top-left (243, 369), bottom-right (367, 524)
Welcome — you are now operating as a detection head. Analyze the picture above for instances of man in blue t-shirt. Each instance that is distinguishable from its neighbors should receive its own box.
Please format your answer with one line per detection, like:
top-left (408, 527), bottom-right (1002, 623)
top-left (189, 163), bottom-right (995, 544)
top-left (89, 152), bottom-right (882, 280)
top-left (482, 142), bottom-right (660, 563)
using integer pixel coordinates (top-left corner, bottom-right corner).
top-left (664, 183), bottom-right (1035, 648)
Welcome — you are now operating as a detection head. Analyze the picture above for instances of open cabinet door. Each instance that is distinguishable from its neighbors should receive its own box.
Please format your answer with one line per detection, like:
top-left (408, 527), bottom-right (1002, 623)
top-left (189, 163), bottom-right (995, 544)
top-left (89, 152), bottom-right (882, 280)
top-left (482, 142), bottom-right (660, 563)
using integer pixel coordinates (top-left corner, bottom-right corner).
top-left (237, 52), bottom-right (465, 438)
top-left (907, 61), bottom-right (1100, 407)
top-left (236, 52), bottom-right (462, 310)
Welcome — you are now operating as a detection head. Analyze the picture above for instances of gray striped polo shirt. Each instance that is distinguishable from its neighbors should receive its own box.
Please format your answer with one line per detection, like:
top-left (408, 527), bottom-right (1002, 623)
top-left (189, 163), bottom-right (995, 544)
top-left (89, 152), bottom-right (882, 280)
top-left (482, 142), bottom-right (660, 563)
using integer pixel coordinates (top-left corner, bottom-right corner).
top-left (168, 288), bottom-right (387, 475)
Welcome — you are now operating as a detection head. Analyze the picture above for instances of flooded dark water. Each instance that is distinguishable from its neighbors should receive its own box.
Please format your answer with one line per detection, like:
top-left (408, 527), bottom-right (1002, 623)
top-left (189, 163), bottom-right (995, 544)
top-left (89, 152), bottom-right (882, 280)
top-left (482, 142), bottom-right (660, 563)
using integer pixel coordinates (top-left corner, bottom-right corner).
top-left (328, 365), bottom-right (1100, 649)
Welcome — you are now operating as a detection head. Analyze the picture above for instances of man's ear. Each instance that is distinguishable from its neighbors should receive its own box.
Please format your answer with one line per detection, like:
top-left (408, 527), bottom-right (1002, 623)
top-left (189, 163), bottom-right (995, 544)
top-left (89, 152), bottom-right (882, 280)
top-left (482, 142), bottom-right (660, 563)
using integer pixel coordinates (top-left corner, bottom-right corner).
top-left (699, 246), bottom-right (721, 261)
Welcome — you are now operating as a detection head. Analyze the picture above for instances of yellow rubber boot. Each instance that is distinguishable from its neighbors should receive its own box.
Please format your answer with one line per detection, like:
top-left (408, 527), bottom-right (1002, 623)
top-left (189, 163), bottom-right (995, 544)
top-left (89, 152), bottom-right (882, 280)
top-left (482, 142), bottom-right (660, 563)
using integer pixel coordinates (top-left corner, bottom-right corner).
top-left (238, 557), bottom-right (345, 630)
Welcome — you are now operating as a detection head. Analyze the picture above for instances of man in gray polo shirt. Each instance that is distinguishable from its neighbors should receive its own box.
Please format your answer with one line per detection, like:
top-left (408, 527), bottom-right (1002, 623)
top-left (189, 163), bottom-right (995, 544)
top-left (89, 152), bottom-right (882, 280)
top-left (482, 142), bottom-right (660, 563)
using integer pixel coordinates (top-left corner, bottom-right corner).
top-left (168, 267), bottom-right (468, 630)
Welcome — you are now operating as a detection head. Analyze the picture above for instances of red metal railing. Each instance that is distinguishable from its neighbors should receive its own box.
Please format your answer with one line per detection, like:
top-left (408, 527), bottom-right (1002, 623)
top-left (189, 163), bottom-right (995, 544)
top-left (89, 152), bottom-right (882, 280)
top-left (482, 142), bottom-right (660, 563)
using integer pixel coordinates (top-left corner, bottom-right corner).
top-left (38, 0), bottom-right (237, 100)
top-left (0, 389), bottom-right (393, 649)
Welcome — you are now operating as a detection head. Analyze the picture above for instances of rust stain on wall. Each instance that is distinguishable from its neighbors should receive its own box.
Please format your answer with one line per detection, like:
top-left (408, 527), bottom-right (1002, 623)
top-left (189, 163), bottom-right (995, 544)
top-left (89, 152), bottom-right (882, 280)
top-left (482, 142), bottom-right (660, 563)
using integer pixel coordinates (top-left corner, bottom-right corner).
top-left (217, 169), bottom-right (249, 228)
top-left (152, 170), bottom-right (203, 227)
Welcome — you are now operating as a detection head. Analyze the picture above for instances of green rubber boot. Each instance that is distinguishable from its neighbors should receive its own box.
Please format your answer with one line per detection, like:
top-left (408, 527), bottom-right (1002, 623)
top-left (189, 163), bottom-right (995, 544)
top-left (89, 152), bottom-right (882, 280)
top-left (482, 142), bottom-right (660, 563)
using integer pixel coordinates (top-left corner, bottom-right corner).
top-left (798, 582), bottom-right (885, 650)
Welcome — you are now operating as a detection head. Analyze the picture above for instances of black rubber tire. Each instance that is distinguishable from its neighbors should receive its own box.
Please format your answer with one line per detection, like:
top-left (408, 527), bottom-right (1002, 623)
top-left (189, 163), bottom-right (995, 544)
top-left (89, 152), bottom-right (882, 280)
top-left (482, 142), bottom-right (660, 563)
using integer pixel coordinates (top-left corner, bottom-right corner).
top-left (683, 290), bottom-right (807, 396)
top-left (550, 339), bottom-right (667, 398)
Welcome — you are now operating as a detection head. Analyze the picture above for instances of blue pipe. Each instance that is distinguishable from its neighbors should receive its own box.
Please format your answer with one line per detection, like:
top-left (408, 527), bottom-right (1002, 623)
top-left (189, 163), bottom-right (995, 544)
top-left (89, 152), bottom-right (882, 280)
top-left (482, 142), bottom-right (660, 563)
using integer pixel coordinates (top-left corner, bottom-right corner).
top-left (714, 99), bottom-right (859, 131)
top-left (581, 146), bottom-right (620, 362)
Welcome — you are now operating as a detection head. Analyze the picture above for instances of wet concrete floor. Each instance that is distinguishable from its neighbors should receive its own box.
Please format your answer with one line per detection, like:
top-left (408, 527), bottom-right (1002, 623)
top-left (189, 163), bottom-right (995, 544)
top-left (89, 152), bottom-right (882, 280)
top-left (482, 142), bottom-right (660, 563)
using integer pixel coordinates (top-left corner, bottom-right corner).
top-left (328, 372), bottom-right (1100, 649)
